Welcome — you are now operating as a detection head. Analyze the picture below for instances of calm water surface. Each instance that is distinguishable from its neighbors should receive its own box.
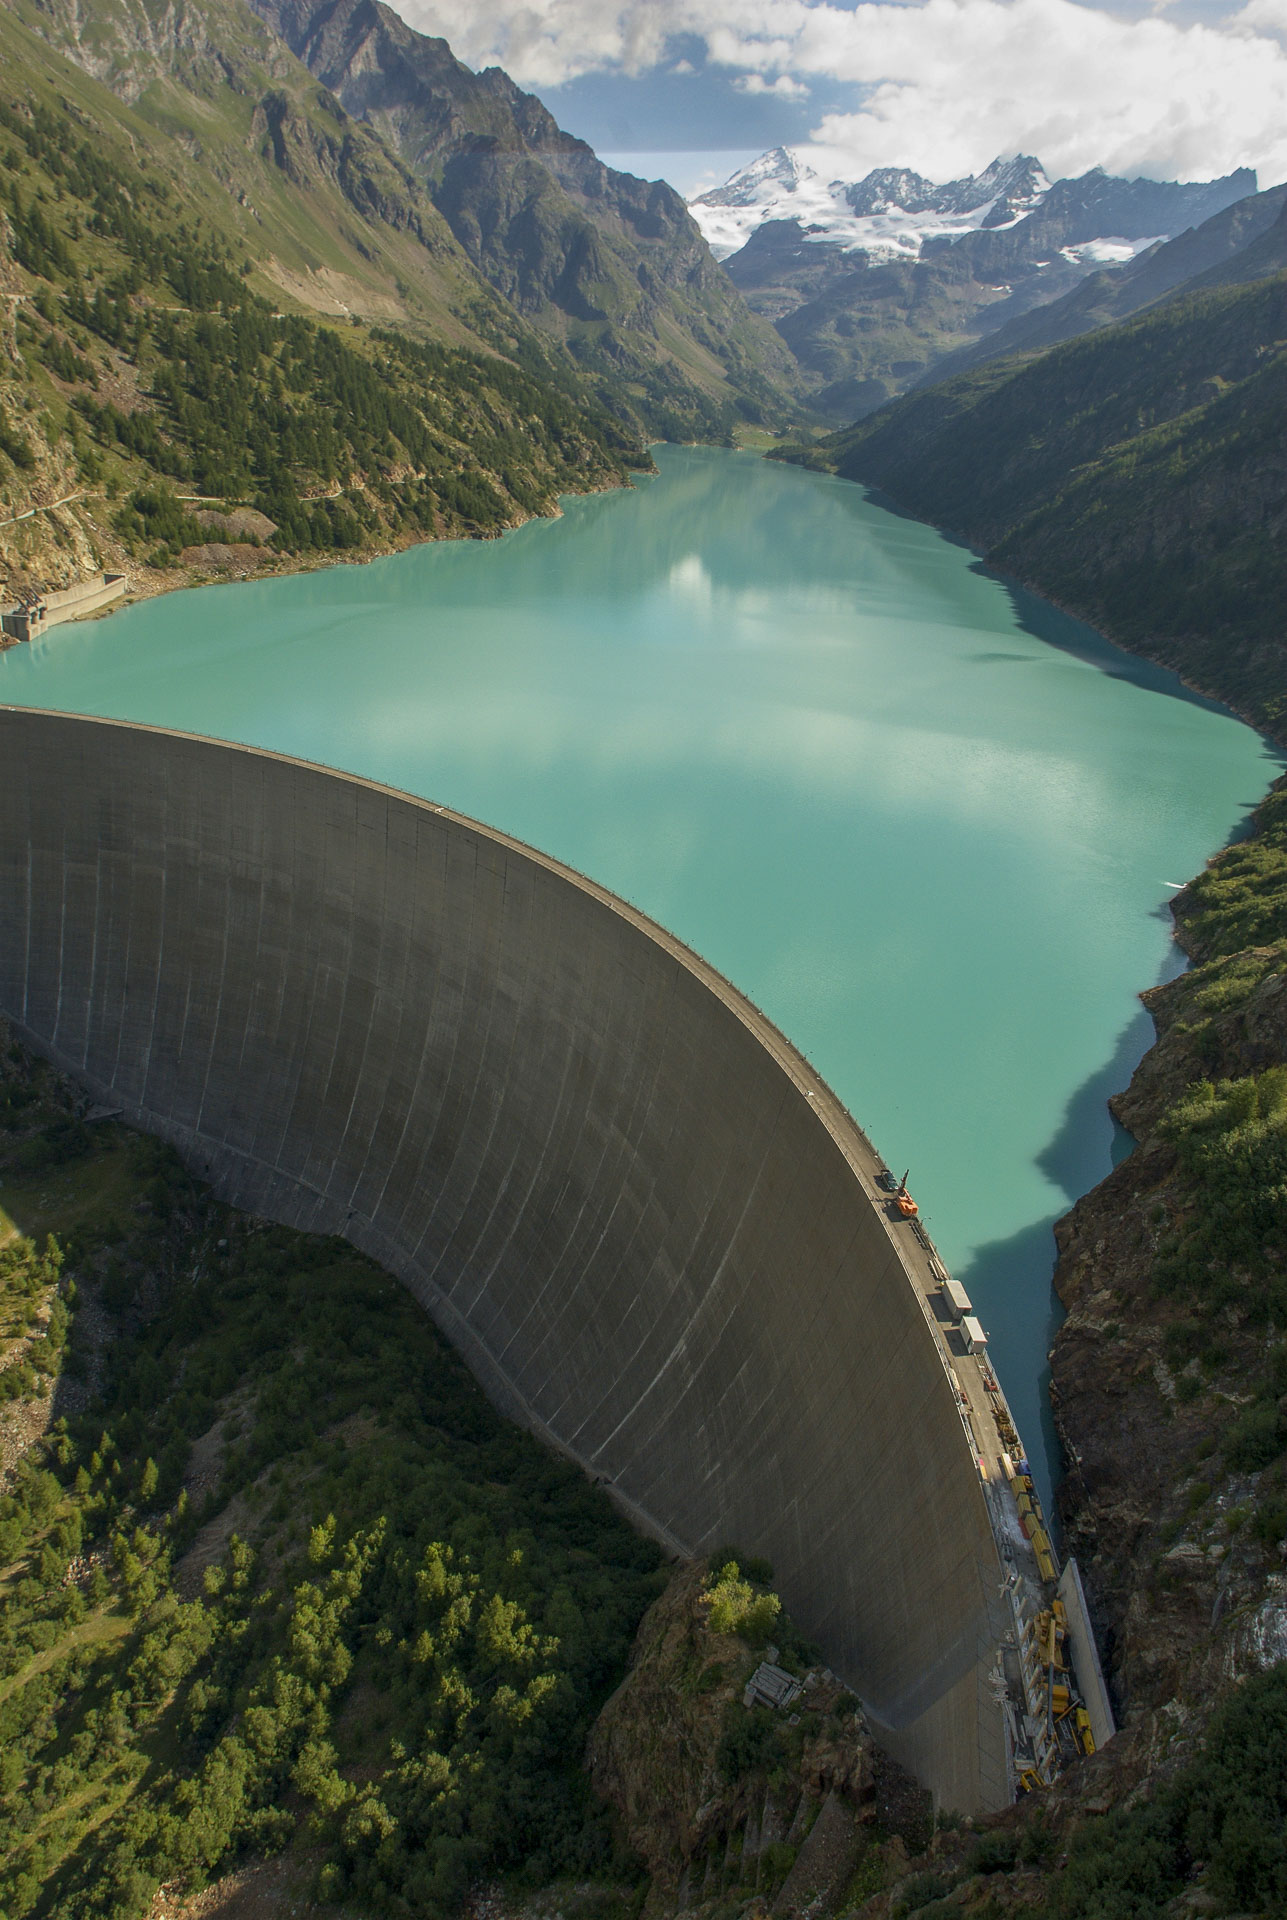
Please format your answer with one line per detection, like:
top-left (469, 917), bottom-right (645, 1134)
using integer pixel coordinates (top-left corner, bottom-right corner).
top-left (3, 446), bottom-right (1278, 1509)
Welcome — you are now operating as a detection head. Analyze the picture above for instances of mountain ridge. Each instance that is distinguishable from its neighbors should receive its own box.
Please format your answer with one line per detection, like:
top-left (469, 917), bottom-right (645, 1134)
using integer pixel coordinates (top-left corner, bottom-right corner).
top-left (2, 0), bottom-right (523, 346)
top-left (694, 149), bottom-right (1054, 261)
top-left (923, 184), bottom-right (1287, 382)
top-left (243, 0), bottom-right (802, 437)
top-left (700, 145), bottom-right (1257, 419)
top-left (0, 3), bottom-right (648, 605)
top-left (692, 144), bottom-right (1253, 266)
top-left (777, 269), bottom-right (1287, 737)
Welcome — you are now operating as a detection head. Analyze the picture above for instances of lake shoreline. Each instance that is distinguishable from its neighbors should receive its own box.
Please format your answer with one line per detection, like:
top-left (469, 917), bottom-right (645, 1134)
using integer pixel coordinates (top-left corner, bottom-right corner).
top-left (803, 461), bottom-right (1287, 758)
top-left (4, 462), bottom-right (652, 639)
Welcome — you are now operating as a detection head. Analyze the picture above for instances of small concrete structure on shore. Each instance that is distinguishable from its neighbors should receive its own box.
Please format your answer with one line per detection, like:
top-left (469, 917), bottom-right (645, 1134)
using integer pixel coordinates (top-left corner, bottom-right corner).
top-left (0, 572), bottom-right (127, 643)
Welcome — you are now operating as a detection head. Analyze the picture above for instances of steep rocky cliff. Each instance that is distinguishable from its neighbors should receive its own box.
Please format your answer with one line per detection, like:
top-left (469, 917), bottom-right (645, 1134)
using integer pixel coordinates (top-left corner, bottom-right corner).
top-left (587, 1565), bottom-right (879, 1897)
top-left (1051, 789), bottom-right (1287, 1781)
top-left (245, 0), bottom-right (801, 438)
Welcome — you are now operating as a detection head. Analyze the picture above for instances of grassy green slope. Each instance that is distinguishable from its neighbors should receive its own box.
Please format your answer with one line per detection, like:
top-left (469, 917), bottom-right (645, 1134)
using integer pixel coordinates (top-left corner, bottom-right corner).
top-left (0, 1030), bottom-right (664, 1919)
top-left (3, 0), bottom-right (523, 347)
top-left (246, 0), bottom-right (804, 441)
top-left (0, 11), bottom-right (646, 596)
top-left (783, 274), bottom-right (1287, 734)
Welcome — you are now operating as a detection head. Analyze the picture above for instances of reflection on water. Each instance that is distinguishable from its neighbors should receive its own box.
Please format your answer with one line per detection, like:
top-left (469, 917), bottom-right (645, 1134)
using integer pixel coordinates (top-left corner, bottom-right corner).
top-left (3, 445), bottom-right (1279, 1512)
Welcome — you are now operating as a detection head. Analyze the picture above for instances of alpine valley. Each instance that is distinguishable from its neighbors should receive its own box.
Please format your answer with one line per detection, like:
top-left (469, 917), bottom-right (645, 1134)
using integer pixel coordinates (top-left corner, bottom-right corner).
top-left (691, 146), bottom-right (1263, 417)
top-left (2, 1), bottom-right (1287, 1917)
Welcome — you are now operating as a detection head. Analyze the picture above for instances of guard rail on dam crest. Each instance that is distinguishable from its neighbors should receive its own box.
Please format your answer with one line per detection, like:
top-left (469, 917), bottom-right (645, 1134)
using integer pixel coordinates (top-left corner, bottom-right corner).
top-left (1, 705), bottom-right (1083, 1813)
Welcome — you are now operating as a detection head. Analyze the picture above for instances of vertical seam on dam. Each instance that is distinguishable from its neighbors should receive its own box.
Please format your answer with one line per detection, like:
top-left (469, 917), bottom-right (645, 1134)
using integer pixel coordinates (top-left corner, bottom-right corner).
top-left (1, 706), bottom-right (1014, 1814)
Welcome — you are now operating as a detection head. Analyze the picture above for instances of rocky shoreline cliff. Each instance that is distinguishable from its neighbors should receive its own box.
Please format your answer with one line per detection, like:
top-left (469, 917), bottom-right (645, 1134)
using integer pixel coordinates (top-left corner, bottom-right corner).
top-left (1050, 781), bottom-right (1287, 1792)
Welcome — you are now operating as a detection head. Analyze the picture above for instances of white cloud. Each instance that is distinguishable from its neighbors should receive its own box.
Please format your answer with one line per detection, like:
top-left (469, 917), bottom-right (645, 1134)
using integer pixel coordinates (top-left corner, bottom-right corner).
top-left (796, 0), bottom-right (1287, 184)
top-left (397, 0), bottom-right (680, 85)
top-left (734, 70), bottom-right (811, 95)
top-left (395, 0), bottom-right (1287, 186)
top-left (1231, 0), bottom-right (1287, 30)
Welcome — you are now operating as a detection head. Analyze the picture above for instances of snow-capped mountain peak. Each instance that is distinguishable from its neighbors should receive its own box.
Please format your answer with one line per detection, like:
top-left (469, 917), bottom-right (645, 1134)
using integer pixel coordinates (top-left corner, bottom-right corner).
top-left (696, 145), bottom-right (815, 208)
top-left (690, 149), bottom-right (1053, 261)
top-left (968, 153), bottom-right (1051, 209)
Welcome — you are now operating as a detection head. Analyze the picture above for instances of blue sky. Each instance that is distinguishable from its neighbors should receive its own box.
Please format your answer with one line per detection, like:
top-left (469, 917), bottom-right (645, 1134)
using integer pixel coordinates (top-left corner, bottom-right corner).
top-left (539, 44), bottom-right (851, 156)
top-left (396, 0), bottom-right (1287, 190)
top-left (540, 48), bottom-right (862, 194)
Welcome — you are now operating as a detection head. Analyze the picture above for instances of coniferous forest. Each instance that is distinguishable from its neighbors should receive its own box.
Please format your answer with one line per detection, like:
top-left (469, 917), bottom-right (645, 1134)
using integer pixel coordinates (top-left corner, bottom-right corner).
top-left (0, 88), bottom-right (648, 577)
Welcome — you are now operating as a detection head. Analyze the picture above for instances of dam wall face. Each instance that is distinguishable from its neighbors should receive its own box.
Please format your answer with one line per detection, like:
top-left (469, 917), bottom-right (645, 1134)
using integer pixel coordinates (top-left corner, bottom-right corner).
top-left (0, 708), bottom-right (1009, 1811)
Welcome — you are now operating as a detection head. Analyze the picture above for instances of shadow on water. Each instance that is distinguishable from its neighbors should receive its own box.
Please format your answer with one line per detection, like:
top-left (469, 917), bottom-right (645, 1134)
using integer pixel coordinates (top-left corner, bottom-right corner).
top-left (976, 561), bottom-right (1254, 728)
top-left (851, 476), bottom-right (1280, 740)
top-left (954, 940), bottom-right (1191, 1527)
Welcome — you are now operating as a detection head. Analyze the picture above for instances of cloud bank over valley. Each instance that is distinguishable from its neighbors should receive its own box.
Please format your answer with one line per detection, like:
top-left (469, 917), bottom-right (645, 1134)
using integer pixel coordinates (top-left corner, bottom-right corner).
top-left (393, 0), bottom-right (1287, 188)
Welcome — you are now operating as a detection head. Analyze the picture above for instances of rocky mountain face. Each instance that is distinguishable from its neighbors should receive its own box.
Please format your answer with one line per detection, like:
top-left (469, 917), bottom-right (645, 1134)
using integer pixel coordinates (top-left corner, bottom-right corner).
top-left (696, 148), bottom-right (1256, 419)
top-left (845, 154), bottom-right (1049, 225)
top-left (587, 1565), bottom-right (882, 1899)
top-left (0, 2), bottom-right (647, 607)
top-left (243, 0), bottom-right (801, 437)
top-left (931, 184), bottom-right (1287, 381)
top-left (696, 144), bottom-right (1255, 269)
top-left (4, 0), bottom-right (524, 345)
top-left (694, 150), bottom-right (1052, 260)
top-left (1047, 797), bottom-right (1287, 1780)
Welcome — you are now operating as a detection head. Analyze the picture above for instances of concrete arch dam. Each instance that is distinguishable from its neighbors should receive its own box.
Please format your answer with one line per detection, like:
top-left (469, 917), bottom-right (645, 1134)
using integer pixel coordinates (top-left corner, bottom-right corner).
top-left (0, 707), bottom-right (1011, 1811)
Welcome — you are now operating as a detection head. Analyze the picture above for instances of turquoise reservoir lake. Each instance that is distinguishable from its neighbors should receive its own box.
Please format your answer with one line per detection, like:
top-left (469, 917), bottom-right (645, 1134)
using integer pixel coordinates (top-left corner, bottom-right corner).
top-left (2, 445), bottom-right (1277, 1508)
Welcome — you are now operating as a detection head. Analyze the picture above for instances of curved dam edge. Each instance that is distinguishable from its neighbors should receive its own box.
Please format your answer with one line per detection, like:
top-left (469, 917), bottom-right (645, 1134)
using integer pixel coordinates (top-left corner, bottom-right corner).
top-left (0, 706), bottom-right (1010, 1811)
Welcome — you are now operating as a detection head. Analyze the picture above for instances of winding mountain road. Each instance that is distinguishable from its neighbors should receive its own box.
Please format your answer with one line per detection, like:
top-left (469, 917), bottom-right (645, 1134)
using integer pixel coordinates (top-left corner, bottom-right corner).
top-left (0, 490), bottom-right (84, 531)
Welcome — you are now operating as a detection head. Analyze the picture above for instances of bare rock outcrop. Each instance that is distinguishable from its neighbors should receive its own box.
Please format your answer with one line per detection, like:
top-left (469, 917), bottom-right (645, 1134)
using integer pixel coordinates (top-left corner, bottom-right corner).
top-left (587, 1565), bottom-right (874, 1897)
top-left (1050, 915), bottom-right (1287, 1780)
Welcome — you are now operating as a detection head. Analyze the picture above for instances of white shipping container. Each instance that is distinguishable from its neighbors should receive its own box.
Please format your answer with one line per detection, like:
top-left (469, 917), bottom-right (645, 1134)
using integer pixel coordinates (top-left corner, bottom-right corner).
top-left (943, 1279), bottom-right (973, 1321)
top-left (962, 1315), bottom-right (988, 1354)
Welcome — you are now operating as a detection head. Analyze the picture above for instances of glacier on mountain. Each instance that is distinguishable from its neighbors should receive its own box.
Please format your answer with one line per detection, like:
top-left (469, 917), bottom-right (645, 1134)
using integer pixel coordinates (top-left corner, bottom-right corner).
top-left (689, 148), bottom-right (1238, 272)
top-left (691, 149), bottom-right (1054, 260)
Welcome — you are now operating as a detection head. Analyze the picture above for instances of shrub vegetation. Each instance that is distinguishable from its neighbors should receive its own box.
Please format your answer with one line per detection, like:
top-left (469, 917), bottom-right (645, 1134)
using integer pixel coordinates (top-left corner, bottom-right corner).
top-left (1040, 1665), bottom-right (1287, 1918)
top-left (0, 1054), bottom-right (663, 1920)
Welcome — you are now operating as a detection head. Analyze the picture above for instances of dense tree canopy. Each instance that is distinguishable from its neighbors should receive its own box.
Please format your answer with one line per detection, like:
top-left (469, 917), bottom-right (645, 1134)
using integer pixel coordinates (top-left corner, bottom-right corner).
top-left (0, 1063), bottom-right (663, 1920)
top-left (0, 92), bottom-right (644, 562)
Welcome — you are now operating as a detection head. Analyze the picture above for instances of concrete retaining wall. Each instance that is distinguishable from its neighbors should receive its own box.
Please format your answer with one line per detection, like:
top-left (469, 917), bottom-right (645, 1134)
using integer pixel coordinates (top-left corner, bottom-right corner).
top-left (0, 707), bottom-right (1010, 1810)
top-left (40, 573), bottom-right (125, 617)
top-left (1, 574), bottom-right (126, 643)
